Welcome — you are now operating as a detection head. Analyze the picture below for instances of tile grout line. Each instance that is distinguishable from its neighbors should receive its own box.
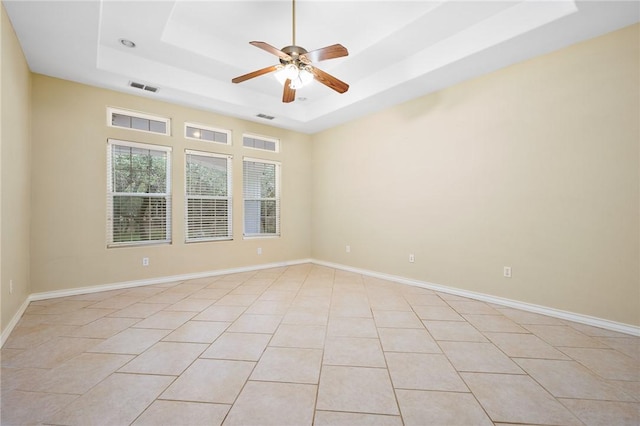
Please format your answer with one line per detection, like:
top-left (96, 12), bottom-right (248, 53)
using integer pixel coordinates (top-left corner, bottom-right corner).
top-left (311, 266), bottom-right (335, 426)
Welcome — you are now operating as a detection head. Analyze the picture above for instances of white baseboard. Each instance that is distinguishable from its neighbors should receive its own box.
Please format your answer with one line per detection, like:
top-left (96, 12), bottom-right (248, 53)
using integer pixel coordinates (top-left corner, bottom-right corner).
top-left (28, 258), bottom-right (312, 302)
top-left (0, 258), bottom-right (311, 347)
top-left (0, 298), bottom-right (31, 347)
top-left (2, 257), bottom-right (637, 347)
top-left (311, 259), bottom-right (640, 337)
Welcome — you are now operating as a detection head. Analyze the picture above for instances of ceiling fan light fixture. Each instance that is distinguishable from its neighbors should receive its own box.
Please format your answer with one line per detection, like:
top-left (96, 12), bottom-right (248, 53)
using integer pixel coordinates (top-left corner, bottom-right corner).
top-left (284, 63), bottom-right (299, 80)
top-left (273, 67), bottom-right (288, 85)
top-left (290, 67), bottom-right (314, 89)
top-left (274, 64), bottom-right (313, 89)
top-left (274, 63), bottom-right (298, 83)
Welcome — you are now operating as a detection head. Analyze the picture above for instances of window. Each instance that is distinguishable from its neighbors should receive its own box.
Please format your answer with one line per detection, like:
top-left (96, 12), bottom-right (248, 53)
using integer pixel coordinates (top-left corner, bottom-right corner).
top-left (243, 134), bottom-right (279, 152)
top-left (107, 139), bottom-right (172, 247)
top-left (107, 107), bottom-right (170, 136)
top-left (243, 158), bottom-right (280, 237)
top-left (185, 150), bottom-right (233, 242)
top-left (185, 123), bottom-right (231, 145)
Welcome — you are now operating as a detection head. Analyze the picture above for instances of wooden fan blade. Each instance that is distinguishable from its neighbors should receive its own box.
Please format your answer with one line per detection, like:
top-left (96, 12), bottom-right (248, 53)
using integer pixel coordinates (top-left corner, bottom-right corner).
top-left (310, 67), bottom-right (349, 94)
top-left (232, 65), bottom-right (280, 84)
top-left (299, 44), bottom-right (348, 64)
top-left (282, 80), bottom-right (296, 103)
top-left (250, 41), bottom-right (292, 61)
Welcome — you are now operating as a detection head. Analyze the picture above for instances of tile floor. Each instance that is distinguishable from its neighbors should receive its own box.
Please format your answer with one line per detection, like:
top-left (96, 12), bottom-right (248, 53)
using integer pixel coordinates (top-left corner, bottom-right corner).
top-left (1, 264), bottom-right (638, 425)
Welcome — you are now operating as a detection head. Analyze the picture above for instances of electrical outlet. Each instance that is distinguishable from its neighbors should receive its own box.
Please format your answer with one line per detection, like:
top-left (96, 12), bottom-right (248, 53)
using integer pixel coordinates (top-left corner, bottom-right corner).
top-left (346, 245), bottom-right (351, 253)
top-left (9, 279), bottom-right (13, 294)
top-left (409, 254), bottom-right (415, 263)
top-left (504, 266), bottom-right (512, 278)
top-left (257, 247), bottom-right (262, 255)
top-left (142, 257), bottom-right (149, 267)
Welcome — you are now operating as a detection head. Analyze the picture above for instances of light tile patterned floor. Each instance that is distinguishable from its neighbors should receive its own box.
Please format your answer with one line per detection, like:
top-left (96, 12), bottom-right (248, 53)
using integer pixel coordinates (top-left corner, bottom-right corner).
top-left (1, 264), bottom-right (639, 425)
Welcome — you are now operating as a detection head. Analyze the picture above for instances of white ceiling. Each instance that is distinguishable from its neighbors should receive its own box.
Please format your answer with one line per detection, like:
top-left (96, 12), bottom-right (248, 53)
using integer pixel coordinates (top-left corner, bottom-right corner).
top-left (4, 1), bottom-right (639, 134)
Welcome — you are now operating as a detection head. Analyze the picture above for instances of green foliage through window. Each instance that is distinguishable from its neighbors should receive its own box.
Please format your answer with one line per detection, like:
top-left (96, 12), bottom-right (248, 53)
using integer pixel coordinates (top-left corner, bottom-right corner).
top-left (108, 141), bottom-right (171, 246)
top-left (186, 151), bottom-right (232, 241)
top-left (243, 160), bottom-right (280, 236)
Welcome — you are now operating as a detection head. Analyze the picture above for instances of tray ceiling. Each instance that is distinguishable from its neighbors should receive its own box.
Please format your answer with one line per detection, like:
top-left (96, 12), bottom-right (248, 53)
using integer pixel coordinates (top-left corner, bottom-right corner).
top-left (4, 1), bottom-right (639, 133)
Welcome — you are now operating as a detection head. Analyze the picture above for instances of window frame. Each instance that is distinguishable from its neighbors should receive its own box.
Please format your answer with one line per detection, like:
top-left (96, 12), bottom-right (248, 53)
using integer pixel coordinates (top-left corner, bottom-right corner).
top-left (107, 107), bottom-right (171, 136)
top-left (184, 122), bottom-right (232, 145)
top-left (106, 139), bottom-right (172, 248)
top-left (243, 156), bottom-right (281, 239)
top-left (185, 149), bottom-right (233, 243)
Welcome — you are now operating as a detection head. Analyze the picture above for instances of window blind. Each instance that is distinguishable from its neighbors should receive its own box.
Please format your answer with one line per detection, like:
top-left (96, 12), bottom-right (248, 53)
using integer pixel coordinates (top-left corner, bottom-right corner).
top-left (107, 140), bottom-right (172, 247)
top-left (243, 158), bottom-right (280, 237)
top-left (185, 150), bottom-right (232, 242)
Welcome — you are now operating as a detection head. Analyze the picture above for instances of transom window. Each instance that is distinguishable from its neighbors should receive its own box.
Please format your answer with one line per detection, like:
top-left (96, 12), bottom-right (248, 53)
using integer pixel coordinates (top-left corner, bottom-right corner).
top-left (185, 123), bottom-right (231, 145)
top-left (107, 107), bottom-right (170, 136)
top-left (243, 134), bottom-right (279, 152)
top-left (107, 139), bottom-right (172, 247)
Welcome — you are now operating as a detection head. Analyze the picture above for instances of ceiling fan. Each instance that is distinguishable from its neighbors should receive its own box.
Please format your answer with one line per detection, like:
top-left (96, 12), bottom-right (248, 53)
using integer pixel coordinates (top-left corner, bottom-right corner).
top-left (231, 0), bottom-right (349, 103)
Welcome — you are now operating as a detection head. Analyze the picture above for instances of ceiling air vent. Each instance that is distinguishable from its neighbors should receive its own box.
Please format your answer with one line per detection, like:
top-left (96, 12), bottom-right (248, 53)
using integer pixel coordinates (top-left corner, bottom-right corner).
top-left (256, 113), bottom-right (275, 120)
top-left (128, 81), bottom-right (159, 93)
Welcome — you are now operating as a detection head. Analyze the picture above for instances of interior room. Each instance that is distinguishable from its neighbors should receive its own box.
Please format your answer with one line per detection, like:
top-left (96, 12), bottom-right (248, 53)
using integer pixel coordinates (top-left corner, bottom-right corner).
top-left (1, 1), bottom-right (638, 425)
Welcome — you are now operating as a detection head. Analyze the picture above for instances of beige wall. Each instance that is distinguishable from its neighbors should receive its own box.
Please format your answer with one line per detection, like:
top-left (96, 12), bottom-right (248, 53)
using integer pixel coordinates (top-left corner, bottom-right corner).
top-left (312, 24), bottom-right (639, 326)
top-left (1, 4), bottom-right (32, 331)
top-left (30, 75), bottom-right (312, 293)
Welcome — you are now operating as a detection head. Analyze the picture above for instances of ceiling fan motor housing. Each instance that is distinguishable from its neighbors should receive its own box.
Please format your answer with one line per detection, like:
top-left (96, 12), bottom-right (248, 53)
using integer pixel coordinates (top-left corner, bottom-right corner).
top-left (280, 45), bottom-right (308, 64)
